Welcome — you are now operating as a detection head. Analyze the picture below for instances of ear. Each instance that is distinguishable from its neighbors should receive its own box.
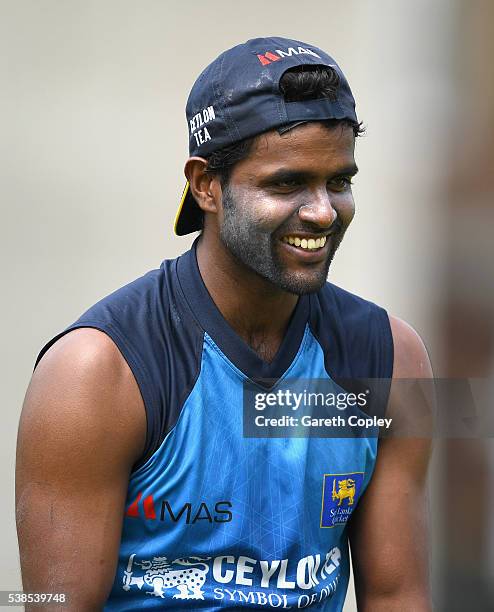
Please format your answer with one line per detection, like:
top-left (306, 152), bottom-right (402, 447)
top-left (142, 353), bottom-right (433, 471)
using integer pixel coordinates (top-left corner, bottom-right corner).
top-left (184, 157), bottom-right (221, 214)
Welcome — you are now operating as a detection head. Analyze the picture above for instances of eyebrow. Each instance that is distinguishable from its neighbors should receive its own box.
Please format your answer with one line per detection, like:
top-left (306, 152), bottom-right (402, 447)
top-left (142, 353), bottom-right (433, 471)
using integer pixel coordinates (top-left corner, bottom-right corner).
top-left (260, 165), bottom-right (359, 184)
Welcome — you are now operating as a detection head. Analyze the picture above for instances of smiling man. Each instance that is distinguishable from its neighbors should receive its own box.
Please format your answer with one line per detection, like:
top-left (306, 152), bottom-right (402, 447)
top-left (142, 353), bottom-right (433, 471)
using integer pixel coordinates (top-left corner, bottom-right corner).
top-left (16, 37), bottom-right (432, 610)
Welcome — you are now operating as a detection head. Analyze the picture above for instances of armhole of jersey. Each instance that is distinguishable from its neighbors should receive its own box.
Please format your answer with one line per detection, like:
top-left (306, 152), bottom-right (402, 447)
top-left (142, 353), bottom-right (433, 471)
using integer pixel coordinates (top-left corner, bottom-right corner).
top-left (34, 320), bottom-right (158, 471)
top-left (377, 307), bottom-right (394, 380)
top-left (376, 306), bottom-right (394, 417)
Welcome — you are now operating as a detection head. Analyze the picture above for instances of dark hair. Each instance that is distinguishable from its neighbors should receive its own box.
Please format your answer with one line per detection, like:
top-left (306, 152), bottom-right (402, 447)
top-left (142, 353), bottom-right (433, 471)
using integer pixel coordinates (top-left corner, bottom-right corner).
top-left (205, 66), bottom-right (365, 186)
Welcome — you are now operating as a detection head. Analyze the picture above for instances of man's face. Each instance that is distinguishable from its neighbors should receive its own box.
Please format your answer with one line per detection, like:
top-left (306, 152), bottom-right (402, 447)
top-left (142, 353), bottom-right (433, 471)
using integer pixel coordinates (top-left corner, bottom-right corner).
top-left (217, 122), bottom-right (357, 295)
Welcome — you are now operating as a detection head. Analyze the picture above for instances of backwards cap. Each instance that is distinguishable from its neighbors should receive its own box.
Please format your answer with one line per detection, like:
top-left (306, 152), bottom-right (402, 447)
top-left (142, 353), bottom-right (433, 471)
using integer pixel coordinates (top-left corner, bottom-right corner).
top-left (174, 36), bottom-right (357, 235)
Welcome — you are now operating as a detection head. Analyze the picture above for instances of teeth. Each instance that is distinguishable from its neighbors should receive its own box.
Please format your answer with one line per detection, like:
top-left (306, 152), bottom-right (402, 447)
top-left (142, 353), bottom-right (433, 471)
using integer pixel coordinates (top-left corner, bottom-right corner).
top-left (282, 235), bottom-right (328, 250)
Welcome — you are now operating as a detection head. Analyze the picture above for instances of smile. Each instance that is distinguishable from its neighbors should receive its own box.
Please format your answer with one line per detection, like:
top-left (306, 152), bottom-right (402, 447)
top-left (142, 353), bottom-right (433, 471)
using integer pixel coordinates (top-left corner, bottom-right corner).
top-left (281, 235), bottom-right (327, 250)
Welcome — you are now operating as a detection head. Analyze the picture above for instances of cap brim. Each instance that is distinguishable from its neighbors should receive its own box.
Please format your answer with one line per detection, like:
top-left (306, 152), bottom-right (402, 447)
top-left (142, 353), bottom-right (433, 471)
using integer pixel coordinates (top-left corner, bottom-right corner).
top-left (174, 182), bottom-right (204, 236)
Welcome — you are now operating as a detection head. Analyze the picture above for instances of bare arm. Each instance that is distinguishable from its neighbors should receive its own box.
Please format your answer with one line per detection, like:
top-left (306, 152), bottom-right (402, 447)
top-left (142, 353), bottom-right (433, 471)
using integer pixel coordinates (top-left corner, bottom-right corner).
top-left (16, 328), bottom-right (146, 610)
top-left (349, 316), bottom-right (433, 611)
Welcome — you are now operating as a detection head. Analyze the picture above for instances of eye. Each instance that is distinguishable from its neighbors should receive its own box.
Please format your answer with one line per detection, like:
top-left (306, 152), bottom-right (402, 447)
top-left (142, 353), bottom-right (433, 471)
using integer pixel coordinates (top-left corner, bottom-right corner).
top-left (328, 176), bottom-right (354, 191)
top-left (274, 179), bottom-right (299, 189)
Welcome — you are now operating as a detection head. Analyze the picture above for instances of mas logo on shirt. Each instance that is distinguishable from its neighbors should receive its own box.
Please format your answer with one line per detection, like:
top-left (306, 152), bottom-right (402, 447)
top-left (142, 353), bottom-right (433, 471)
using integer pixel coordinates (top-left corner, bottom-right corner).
top-left (320, 472), bottom-right (364, 528)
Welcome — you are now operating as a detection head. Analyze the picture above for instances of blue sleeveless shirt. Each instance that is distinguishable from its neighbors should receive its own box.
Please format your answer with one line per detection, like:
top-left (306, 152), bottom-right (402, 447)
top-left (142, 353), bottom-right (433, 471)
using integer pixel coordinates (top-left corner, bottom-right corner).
top-left (36, 241), bottom-right (393, 610)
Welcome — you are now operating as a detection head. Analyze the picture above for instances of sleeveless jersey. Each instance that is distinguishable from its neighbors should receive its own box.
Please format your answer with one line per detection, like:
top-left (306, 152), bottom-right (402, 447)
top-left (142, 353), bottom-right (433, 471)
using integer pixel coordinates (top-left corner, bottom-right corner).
top-left (36, 240), bottom-right (393, 610)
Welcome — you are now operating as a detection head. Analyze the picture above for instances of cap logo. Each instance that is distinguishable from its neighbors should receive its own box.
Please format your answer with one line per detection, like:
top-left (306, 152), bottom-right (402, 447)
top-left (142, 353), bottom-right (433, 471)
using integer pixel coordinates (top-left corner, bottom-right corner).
top-left (256, 46), bottom-right (321, 66)
top-left (189, 105), bottom-right (216, 148)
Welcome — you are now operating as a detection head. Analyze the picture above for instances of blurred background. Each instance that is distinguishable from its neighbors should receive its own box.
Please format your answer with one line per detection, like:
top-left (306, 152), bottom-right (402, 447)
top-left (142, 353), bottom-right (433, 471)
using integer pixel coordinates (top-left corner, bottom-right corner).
top-left (1, 0), bottom-right (493, 609)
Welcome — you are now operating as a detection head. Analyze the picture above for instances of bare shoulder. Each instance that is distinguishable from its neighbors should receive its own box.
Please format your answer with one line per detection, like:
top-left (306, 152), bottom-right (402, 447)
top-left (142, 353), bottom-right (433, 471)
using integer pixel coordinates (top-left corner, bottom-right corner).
top-left (19, 326), bottom-right (146, 485)
top-left (388, 314), bottom-right (433, 379)
top-left (386, 314), bottom-right (434, 439)
top-left (33, 326), bottom-right (138, 392)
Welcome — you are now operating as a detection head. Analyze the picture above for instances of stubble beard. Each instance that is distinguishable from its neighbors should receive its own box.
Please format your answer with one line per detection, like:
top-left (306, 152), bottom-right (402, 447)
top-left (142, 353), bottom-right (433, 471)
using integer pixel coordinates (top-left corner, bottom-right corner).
top-left (219, 184), bottom-right (342, 295)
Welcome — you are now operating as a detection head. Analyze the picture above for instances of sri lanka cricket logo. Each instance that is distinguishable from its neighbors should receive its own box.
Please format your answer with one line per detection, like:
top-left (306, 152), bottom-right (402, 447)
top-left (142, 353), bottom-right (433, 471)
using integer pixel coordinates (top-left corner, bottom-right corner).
top-left (320, 472), bottom-right (364, 528)
top-left (332, 478), bottom-right (356, 506)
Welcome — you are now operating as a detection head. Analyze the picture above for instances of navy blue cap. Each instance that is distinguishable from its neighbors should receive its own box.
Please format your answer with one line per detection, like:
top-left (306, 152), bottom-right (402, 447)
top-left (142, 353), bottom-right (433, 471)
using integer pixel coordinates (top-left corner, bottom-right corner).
top-left (174, 36), bottom-right (357, 236)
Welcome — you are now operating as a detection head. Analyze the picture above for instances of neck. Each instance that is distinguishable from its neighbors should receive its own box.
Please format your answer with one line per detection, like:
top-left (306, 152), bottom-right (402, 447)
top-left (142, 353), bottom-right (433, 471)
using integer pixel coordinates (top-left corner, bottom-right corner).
top-left (195, 234), bottom-right (299, 356)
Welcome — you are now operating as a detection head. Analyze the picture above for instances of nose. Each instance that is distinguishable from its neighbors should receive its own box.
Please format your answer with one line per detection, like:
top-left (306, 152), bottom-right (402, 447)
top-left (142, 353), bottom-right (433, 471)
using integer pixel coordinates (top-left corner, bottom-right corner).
top-left (297, 188), bottom-right (337, 229)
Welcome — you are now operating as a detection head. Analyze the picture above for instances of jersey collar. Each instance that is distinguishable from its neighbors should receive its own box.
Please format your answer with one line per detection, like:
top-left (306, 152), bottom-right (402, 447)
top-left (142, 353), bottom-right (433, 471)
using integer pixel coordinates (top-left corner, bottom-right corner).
top-left (176, 238), bottom-right (310, 381)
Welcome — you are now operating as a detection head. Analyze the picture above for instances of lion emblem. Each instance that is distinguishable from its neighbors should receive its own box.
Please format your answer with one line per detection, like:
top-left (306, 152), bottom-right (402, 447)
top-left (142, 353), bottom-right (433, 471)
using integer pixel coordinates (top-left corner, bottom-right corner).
top-left (332, 478), bottom-right (356, 506)
top-left (122, 554), bottom-right (211, 600)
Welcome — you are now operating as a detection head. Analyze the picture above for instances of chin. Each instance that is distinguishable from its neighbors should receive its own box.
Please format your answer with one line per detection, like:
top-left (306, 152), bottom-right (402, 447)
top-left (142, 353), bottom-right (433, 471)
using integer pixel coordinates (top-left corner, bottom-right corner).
top-left (274, 270), bottom-right (329, 295)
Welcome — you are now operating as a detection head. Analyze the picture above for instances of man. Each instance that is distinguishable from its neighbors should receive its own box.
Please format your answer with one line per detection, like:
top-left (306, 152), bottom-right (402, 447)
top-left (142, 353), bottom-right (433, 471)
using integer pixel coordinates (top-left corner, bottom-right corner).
top-left (16, 37), bottom-right (432, 610)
